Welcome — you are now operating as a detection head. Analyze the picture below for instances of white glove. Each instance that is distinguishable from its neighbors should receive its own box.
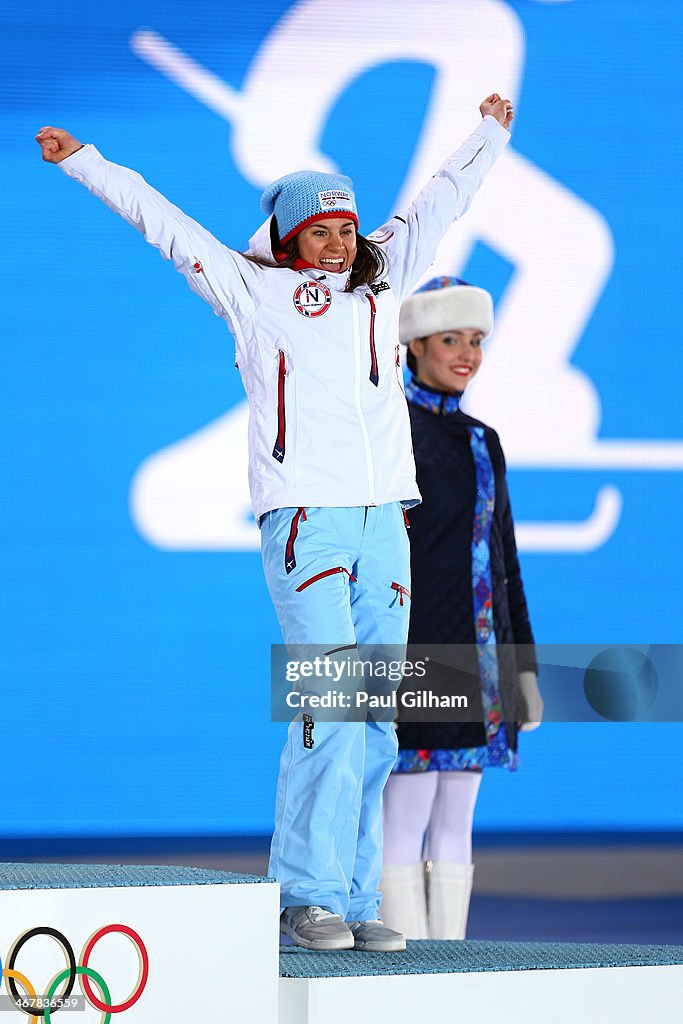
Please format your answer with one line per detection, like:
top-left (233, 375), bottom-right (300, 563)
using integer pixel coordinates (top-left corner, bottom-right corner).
top-left (517, 670), bottom-right (543, 732)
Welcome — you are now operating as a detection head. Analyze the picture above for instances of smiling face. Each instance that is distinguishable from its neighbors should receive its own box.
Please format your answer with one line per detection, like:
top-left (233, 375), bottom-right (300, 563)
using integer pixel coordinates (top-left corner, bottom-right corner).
top-left (408, 328), bottom-right (485, 393)
top-left (295, 218), bottom-right (358, 272)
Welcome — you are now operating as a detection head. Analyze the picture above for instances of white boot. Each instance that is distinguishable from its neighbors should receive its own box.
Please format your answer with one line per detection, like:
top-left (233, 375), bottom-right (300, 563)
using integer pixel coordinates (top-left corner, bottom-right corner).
top-left (426, 861), bottom-right (474, 939)
top-left (379, 862), bottom-right (428, 939)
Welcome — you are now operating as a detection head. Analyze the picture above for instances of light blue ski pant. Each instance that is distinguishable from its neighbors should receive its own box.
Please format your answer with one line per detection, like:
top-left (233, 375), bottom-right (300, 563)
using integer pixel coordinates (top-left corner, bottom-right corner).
top-left (261, 503), bottom-right (411, 921)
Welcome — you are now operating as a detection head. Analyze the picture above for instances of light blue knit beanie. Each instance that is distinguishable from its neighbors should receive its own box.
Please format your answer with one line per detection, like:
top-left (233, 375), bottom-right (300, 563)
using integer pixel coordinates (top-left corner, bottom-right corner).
top-left (260, 170), bottom-right (359, 246)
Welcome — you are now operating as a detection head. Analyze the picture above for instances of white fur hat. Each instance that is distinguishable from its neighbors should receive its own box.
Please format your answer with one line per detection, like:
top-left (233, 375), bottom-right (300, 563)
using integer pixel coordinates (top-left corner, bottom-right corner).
top-left (399, 276), bottom-right (494, 344)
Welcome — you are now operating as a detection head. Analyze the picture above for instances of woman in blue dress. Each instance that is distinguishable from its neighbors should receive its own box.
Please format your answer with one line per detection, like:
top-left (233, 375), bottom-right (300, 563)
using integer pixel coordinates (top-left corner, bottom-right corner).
top-left (381, 277), bottom-right (543, 939)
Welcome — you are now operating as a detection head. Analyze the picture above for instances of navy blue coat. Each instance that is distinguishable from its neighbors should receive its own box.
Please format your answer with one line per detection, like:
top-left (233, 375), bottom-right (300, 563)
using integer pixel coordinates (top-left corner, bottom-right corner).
top-left (398, 396), bottom-right (536, 754)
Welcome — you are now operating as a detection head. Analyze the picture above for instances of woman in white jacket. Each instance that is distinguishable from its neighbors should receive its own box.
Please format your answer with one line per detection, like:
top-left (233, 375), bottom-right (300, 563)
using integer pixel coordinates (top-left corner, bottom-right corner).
top-left (35, 95), bottom-right (513, 951)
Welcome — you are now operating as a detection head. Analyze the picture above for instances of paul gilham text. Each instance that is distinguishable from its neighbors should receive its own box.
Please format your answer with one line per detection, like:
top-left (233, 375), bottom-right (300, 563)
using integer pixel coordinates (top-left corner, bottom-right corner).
top-left (286, 691), bottom-right (468, 709)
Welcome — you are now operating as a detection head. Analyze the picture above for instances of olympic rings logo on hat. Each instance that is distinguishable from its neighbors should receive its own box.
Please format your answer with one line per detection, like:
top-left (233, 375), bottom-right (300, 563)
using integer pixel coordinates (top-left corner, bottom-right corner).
top-left (317, 189), bottom-right (354, 211)
top-left (293, 281), bottom-right (332, 318)
top-left (0, 924), bottom-right (148, 1023)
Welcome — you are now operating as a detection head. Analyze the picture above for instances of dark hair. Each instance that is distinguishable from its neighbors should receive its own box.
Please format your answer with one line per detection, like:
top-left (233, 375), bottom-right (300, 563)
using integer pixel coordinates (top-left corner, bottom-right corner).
top-left (241, 216), bottom-right (388, 290)
top-left (406, 346), bottom-right (418, 375)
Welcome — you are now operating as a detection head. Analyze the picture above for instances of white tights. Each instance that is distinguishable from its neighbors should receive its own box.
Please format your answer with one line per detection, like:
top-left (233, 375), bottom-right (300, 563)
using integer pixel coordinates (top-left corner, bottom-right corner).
top-left (383, 770), bottom-right (482, 865)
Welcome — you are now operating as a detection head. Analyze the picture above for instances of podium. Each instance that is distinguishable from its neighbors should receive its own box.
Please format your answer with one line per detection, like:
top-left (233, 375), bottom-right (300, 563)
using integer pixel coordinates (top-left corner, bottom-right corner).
top-left (2, 864), bottom-right (681, 1024)
top-left (0, 863), bottom-right (279, 1023)
top-left (279, 939), bottom-right (683, 1024)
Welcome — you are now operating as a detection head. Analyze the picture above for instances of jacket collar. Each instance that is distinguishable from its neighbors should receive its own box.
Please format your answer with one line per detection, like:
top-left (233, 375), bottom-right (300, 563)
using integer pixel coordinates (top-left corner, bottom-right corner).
top-left (300, 267), bottom-right (352, 291)
top-left (406, 376), bottom-right (463, 416)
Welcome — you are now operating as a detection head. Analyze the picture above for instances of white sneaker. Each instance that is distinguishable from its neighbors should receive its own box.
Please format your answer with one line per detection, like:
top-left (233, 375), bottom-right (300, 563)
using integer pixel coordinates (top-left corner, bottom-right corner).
top-left (347, 919), bottom-right (406, 951)
top-left (280, 906), bottom-right (355, 951)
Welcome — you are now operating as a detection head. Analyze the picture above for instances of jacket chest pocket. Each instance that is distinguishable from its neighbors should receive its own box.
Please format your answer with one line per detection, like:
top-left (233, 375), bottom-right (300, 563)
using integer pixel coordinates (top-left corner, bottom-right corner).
top-left (272, 349), bottom-right (288, 463)
top-left (365, 293), bottom-right (379, 387)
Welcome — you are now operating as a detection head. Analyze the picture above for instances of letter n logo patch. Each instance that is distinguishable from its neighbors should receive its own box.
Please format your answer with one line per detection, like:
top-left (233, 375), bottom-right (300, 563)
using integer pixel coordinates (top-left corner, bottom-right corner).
top-left (293, 281), bottom-right (332, 318)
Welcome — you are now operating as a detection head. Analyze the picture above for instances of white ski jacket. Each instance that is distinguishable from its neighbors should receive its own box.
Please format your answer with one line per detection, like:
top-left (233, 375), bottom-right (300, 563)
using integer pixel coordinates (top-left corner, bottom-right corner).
top-left (60, 116), bottom-right (509, 520)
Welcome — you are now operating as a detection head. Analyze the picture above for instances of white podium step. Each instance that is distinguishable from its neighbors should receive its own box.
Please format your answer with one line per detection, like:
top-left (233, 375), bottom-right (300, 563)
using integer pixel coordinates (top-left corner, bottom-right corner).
top-left (3, 866), bottom-right (681, 1024)
top-left (0, 863), bottom-right (279, 1023)
top-left (279, 939), bottom-right (683, 1024)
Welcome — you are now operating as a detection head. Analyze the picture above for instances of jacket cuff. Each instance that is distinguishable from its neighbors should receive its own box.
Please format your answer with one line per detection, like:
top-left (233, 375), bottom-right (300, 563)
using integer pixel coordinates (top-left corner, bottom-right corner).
top-left (475, 114), bottom-right (511, 149)
top-left (59, 143), bottom-right (101, 177)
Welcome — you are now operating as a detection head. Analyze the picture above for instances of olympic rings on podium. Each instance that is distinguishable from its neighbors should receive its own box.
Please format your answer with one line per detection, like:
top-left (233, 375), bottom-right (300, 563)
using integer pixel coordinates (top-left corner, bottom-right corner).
top-left (0, 924), bottom-right (148, 1020)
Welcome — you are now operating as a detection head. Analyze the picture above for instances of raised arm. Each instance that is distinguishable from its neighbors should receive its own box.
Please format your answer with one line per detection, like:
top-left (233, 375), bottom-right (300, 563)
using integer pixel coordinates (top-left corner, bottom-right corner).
top-left (369, 96), bottom-right (513, 299)
top-left (35, 127), bottom-right (261, 342)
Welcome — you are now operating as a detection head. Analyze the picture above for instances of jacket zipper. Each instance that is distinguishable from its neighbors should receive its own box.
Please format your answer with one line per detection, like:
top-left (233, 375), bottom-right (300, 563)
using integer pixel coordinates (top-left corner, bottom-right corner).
top-left (390, 581), bottom-right (411, 607)
top-left (272, 349), bottom-right (287, 463)
top-left (296, 566), bottom-right (356, 592)
top-left (285, 507), bottom-right (307, 575)
top-left (366, 293), bottom-right (379, 386)
top-left (395, 344), bottom-right (405, 390)
top-left (352, 301), bottom-right (376, 504)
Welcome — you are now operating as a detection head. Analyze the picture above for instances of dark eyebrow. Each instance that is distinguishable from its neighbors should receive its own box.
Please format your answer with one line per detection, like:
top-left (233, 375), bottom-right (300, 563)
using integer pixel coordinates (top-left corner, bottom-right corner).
top-left (313, 220), bottom-right (355, 229)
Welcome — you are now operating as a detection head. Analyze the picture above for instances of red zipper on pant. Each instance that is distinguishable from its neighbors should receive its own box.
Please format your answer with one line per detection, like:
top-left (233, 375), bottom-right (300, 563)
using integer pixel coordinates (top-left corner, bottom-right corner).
top-left (366, 293), bottom-right (379, 387)
top-left (391, 581), bottom-right (411, 606)
top-left (272, 350), bottom-right (287, 462)
top-left (285, 507), bottom-right (307, 575)
top-left (296, 566), bottom-right (356, 592)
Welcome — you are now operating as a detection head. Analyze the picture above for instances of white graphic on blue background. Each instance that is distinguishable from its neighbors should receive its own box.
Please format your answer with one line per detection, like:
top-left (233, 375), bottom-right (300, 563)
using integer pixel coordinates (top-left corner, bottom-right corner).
top-left (127, 0), bottom-right (683, 553)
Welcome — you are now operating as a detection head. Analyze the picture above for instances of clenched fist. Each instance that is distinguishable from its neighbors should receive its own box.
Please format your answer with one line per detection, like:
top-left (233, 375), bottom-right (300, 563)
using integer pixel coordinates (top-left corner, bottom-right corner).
top-left (35, 126), bottom-right (83, 164)
top-left (479, 94), bottom-right (514, 130)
